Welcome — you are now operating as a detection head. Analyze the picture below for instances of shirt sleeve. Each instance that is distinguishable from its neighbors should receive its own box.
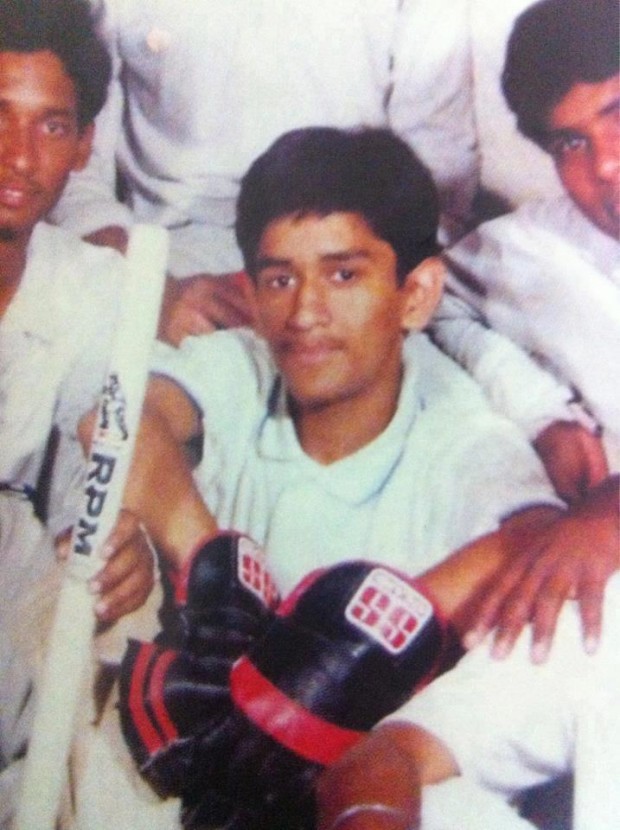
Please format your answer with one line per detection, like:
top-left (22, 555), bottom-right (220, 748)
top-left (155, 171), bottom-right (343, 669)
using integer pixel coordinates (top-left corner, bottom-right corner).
top-left (429, 291), bottom-right (578, 440)
top-left (149, 329), bottom-right (275, 440)
top-left (389, 0), bottom-right (479, 243)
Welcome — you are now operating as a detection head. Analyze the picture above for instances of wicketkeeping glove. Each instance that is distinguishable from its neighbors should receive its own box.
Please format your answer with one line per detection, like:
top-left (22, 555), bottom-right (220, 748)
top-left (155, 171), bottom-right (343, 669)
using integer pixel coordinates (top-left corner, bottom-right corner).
top-left (179, 559), bottom-right (461, 830)
top-left (118, 532), bottom-right (279, 800)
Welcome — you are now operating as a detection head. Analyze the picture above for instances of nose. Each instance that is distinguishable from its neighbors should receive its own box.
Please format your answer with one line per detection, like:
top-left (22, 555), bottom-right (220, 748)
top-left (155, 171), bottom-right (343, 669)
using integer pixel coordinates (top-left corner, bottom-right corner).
top-left (1, 124), bottom-right (37, 175)
top-left (288, 276), bottom-right (330, 330)
top-left (593, 133), bottom-right (620, 185)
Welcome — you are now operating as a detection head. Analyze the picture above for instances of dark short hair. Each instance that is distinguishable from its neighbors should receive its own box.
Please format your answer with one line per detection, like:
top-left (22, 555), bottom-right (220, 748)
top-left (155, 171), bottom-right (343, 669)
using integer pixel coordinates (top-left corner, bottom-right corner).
top-left (502, 0), bottom-right (619, 148)
top-left (0, 0), bottom-right (111, 129)
top-left (235, 127), bottom-right (440, 283)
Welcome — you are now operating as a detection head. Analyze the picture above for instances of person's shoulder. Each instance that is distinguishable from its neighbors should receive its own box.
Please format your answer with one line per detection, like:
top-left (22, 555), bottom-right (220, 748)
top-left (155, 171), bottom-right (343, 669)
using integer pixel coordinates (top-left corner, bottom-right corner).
top-left (152, 327), bottom-right (276, 403)
top-left (23, 224), bottom-right (126, 343)
top-left (445, 196), bottom-right (584, 281)
top-left (409, 334), bottom-right (492, 413)
top-left (173, 327), bottom-right (272, 373)
top-left (406, 335), bottom-right (544, 475)
top-left (407, 334), bottom-right (533, 441)
top-left (29, 223), bottom-right (126, 292)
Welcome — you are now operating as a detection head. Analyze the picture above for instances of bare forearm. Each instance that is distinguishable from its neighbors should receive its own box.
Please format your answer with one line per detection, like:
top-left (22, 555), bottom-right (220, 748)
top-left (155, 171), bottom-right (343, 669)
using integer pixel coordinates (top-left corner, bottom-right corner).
top-left (78, 379), bottom-right (218, 569)
top-left (316, 723), bottom-right (457, 830)
top-left (120, 405), bottom-right (217, 567)
top-left (419, 505), bottom-right (561, 634)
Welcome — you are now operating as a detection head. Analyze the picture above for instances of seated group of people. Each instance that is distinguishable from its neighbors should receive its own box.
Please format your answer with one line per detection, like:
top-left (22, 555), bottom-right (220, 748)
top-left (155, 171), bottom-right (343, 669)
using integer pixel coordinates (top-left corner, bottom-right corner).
top-left (0, 1), bottom-right (617, 829)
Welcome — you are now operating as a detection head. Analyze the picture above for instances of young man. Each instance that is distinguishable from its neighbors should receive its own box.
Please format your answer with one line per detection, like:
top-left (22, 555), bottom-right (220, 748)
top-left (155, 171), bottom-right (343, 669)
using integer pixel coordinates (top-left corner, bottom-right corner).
top-left (317, 1), bottom-right (620, 827)
top-left (432, 0), bottom-right (619, 491)
top-left (0, 1), bottom-right (155, 823)
top-left (429, 0), bottom-right (619, 658)
top-left (48, 0), bottom-right (478, 344)
top-left (65, 125), bottom-right (615, 830)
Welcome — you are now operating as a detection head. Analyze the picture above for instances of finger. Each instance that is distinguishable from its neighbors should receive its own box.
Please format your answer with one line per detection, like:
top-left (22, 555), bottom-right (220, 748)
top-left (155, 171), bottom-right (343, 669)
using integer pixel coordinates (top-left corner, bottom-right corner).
top-left (580, 431), bottom-right (610, 491)
top-left (202, 293), bottom-right (255, 327)
top-left (90, 545), bottom-right (135, 595)
top-left (490, 557), bottom-right (565, 661)
top-left (54, 530), bottom-right (72, 561)
top-left (578, 576), bottom-right (606, 654)
top-left (463, 564), bottom-right (529, 649)
top-left (490, 595), bottom-right (534, 659)
top-left (528, 578), bottom-right (572, 663)
top-left (95, 565), bottom-right (154, 623)
top-left (92, 540), bottom-right (154, 620)
top-left (100, 510), bottom-right (143, 560)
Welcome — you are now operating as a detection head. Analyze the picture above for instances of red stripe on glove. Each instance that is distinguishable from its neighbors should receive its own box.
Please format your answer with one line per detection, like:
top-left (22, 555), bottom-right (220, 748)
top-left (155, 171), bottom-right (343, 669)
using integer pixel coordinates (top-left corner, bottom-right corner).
top-left (230, 656), bottom-right (364, 766)
top-left (128, 643), bottom-right (167, 755)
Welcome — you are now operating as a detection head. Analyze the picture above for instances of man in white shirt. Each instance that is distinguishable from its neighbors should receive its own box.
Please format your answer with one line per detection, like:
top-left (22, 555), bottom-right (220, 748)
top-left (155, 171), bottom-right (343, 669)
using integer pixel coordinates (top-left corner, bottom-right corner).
top-left (72, 125), bottom-right (613, 830)
top-left (49, 0), bottom-right (478, 344)
top-left (0, 2), bottom-right (155, 823)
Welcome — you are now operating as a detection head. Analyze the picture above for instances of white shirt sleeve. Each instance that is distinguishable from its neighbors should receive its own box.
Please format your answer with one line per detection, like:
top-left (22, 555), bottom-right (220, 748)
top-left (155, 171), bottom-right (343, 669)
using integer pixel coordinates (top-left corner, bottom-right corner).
top-left (430, 291), bottom-right (577, 440)
top-left (390, 0), bottom-right (478, 242)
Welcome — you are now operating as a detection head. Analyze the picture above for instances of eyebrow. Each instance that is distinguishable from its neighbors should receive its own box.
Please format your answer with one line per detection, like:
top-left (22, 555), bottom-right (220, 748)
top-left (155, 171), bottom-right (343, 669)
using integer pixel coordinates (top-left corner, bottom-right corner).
top-left (545, 95), bottom-right (620, 141)
top-left (598, 95), bottom-right (620, 119)
top-left (0, 100), bottom-right (77, 119)
top-left (255, 249), bottom-right (372, 271)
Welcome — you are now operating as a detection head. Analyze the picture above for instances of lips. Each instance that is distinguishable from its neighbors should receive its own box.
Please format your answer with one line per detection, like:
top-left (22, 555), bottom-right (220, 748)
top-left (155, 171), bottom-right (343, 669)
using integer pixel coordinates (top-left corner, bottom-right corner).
top-left (0, 180), bottom-right (37, 209)
top-left (278, 339), bottom-right (341, 367)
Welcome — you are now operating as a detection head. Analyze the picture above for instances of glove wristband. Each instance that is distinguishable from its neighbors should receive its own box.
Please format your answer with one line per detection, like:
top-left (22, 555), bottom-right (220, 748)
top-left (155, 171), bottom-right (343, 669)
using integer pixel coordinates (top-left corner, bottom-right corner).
top-left (231, 656), bottom-right (364, 766)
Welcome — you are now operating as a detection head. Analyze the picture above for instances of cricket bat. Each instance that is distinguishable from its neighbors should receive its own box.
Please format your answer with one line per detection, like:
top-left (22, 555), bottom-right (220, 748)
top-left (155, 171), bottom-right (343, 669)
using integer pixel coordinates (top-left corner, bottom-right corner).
top-left (14, 224), bottom-right (168, 830)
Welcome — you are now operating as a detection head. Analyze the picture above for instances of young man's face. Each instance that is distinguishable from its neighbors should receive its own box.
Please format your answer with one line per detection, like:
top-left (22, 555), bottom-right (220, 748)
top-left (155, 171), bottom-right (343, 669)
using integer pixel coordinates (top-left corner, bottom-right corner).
top-left (253, 211), bottom-right (429, 416)
top-left (0, 50), bottom-right (93, 241)
top-left (545, 74), bottom-right (620, 238)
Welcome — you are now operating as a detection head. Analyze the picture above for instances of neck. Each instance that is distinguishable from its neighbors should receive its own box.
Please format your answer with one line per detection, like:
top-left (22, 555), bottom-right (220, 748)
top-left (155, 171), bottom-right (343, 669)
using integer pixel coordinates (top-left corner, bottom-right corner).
top-left (0, 232), bottom-right (29, 320)
top-left (291, 369), bottom-right (403, 465)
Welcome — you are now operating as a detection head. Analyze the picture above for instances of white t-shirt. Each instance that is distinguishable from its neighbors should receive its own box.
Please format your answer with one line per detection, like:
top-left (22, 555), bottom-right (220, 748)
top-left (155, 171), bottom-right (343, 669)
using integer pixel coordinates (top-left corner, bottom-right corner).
top-left (0, 222), bottom-right (124, 529)
top-left (151, 328), bottom-right (559, 594)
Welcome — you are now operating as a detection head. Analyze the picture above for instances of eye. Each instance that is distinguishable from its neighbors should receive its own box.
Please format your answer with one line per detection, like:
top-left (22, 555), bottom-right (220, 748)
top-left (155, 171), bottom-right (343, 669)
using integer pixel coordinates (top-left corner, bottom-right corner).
top-left (258, 271), bottom-right (296, 290)
top-left (547, 132), bottom-right (588, 160)
top-left (41, 118), bottom-right (73, 138)
top-left (331, 268), bottom-right (357, 283)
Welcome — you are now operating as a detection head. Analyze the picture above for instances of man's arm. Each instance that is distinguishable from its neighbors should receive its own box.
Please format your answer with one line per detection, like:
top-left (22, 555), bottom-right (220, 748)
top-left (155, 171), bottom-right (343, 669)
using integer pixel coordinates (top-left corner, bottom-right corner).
top-left (77, 374), bottom-right (218, 622)
top-left (430, 292), bottom-right (608, 503)
top-left (316, 722), bottom-right (455, 830)
top-left (81, 374), bottom-right (219, 568)
top-left (409, 487), bottom-right (618, 662)
top-left (464, 474), bottom-right (620, 661)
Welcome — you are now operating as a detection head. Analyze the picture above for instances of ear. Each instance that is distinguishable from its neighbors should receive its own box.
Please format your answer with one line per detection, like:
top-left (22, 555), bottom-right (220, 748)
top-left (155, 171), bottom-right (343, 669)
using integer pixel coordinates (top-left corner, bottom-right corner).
top-left (72, 122), bottom-right (95, 172)
top-left (399, 256), bottom-right (445, 332)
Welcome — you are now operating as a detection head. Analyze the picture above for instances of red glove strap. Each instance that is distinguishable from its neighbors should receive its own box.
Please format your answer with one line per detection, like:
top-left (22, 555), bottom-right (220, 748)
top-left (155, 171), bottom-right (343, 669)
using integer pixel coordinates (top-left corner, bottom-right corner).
top-left (230, 656), bottom-right (364, 766)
